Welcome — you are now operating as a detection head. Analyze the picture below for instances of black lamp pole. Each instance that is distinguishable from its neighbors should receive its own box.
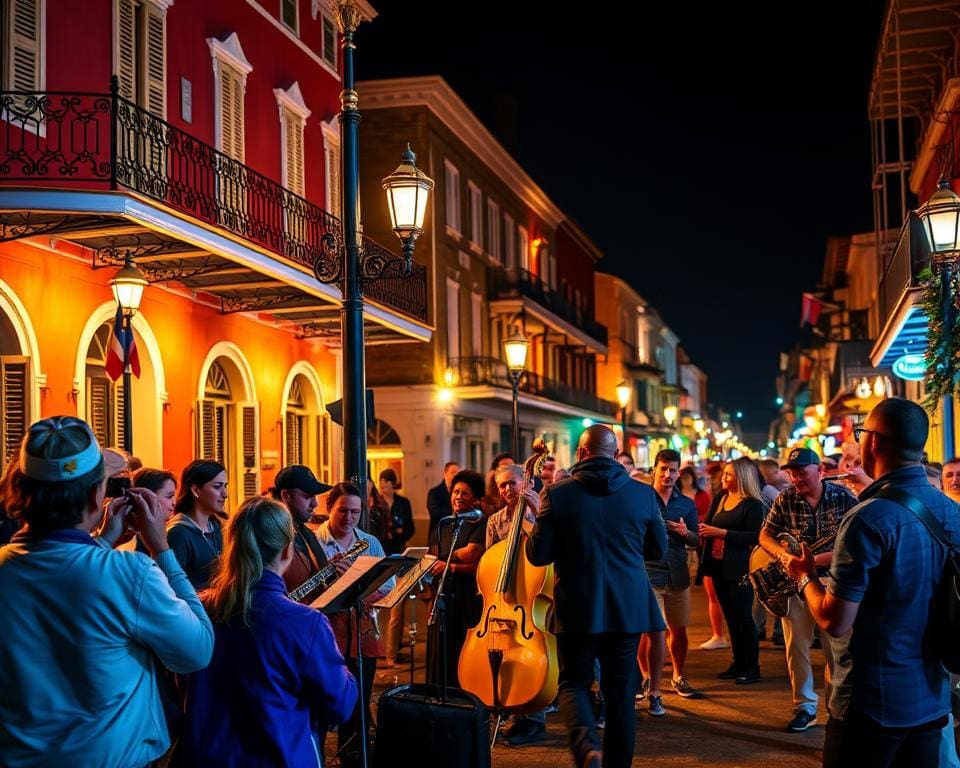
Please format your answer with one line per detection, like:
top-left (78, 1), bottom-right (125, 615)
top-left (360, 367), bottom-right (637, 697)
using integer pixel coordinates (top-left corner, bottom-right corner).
top-left (122, 312), bottom-right (133, 453)
top-left (942, 257), bottom-right (956, 459)
top-left (510, 371), bottom-right (521, 459)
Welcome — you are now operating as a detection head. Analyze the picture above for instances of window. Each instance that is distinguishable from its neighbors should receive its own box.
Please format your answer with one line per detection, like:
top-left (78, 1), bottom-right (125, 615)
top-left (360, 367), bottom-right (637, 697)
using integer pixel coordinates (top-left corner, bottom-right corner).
top-left (85, 324), bottom-right (127, 450)
top-left (518, 225), bottom-right (529, 272)
top-left (487, 199), bottom-right (501, 262)
top-left (208, 33), bottom-right (252, 162)
top-left (3, 0), bottom-right (43, 92)
top-left (115, 0), bottom-right (167, 117)
top-left (321, 116), bottom-right (340, 218)
top-left (1, 355), bottom-right (27, 467)
top-left (446, 278), bottom-right (460, 360)
top-left (504, 213), bottom-right (516, 271)
top-left (321, 13), bottom-right (337, 70)
top-left (471, 291), bottom-right (483, 356)
top-left (275, 82), bottom-right (311, 197)
top-left (281, 0), bottom-right (297, 32)
top-left (444, 159), bottom-right (461, 234)
top-left (468, 181), bottom-right (482, 249)
top-left (282, 372), bottom-right (331, 483)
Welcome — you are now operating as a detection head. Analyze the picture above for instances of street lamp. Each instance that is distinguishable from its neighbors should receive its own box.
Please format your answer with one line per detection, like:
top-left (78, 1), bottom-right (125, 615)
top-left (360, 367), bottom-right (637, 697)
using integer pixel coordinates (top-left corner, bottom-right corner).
top-left (663, 405), bottom-right (678, 427)
top-left (615, 380), bottom-right (631, 448)
top-left (504, 331), bottom-right (529, 459)
top-left (917, 177), bottom-right (960, 458)
top-left (313, 1), bottom-right (431, 541)
top-left (109, 255), bottom-right (147, 453)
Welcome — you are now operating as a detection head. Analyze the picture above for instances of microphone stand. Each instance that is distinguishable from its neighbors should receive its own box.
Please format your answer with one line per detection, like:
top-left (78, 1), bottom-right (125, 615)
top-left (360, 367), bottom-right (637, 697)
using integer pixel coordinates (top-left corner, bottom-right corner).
top-left (428, 514), bottom-right (468, 704)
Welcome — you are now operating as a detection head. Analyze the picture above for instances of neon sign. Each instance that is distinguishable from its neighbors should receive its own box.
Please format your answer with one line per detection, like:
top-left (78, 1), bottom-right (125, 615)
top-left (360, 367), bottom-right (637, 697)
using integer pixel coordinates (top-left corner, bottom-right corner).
top-left (892, 354), bottom-right (925, 381)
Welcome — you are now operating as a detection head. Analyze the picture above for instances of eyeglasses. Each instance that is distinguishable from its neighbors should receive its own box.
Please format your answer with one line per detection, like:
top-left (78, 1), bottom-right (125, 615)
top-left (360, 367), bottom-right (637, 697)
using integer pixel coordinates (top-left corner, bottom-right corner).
top-left (853, 426), bottom-right (880, 442)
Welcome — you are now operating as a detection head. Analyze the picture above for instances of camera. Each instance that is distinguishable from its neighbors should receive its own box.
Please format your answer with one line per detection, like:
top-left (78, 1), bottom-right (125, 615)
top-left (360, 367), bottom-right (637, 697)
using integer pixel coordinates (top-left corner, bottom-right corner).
top-left (105, 475), bottom-right (132, 498)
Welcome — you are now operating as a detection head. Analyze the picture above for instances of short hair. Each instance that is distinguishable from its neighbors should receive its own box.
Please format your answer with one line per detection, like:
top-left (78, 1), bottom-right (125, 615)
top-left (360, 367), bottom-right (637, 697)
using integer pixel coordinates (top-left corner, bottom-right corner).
top-left (616, 452), bottom-right (634, 464)
top-left (443, 461), bottom-right (460, 472)
top-left (870, 397), bottom-right (928, 461)
top-left (494, 463), bottom-right (523, 482)
top-left (943, 457), bottom-right (960, 470)
top-left (132, 467), bottom-right (177, 494)
top-left (325, 481), bottom-right (362, 512)
top-left (379, 468), bottom-right (399, 487)
top-left (757, 458), bottom-right (779, 471)
top-left (450, 469), bottom-right (485, 501)
top-left (490, 452), bottom-right (514, 471)
top-left (175, 460), bottom-right (227, 515)
top-left (10, 417), bottom-right (106, 533)
top-left (654, 449), bottom-right (681, 467)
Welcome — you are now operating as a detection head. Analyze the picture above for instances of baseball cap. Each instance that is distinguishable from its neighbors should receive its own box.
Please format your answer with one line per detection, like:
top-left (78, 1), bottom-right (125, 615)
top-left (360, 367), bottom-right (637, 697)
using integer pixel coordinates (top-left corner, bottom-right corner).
top-left (274, 465), bottom-right (332, 496)
top-left (780, 447), bottom-right (821, 471)
top-left (19, 416), bottom-right (116, 481)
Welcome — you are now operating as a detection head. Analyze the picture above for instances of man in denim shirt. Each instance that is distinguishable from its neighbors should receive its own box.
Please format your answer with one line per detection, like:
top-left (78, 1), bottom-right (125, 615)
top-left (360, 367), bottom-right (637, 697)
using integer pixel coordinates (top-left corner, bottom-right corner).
top-left (786, 398), bottom-right (960, 766)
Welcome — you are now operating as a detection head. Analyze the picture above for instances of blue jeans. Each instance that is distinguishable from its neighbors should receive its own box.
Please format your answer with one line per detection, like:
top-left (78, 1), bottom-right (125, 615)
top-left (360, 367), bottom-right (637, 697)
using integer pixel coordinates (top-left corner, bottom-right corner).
top-left (556, 632), bottom-right (640, 768)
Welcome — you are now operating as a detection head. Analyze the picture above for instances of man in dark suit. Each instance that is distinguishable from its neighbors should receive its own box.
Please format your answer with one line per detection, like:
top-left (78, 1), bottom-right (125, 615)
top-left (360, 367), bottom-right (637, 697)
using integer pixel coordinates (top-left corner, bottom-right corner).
top-left (426, 461), bottom-right (459, 543)
top-left (527, 425), bottom-right (667, 768)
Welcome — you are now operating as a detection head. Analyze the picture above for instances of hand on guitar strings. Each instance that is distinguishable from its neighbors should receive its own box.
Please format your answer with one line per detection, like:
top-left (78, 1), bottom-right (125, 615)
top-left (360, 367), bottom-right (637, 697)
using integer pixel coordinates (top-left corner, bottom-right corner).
top-left (782, 543), bottom-right (816, 583)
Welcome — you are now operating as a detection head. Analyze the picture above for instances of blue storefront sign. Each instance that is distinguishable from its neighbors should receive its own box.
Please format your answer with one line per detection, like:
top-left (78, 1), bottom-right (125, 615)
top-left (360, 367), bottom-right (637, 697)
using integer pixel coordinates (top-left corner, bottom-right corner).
top-left (892, 353), bottom-right (925, 381)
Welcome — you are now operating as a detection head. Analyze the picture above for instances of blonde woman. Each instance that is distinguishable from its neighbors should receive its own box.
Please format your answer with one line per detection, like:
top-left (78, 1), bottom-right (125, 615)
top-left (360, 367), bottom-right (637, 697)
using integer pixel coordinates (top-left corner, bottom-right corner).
top-left (697, 457), bottom-right (766, 684)
top-left (175, 497), bottom-right (357, 767)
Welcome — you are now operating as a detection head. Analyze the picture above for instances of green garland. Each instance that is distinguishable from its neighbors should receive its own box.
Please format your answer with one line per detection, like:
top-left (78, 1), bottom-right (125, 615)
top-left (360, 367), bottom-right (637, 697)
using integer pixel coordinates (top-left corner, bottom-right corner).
top-left (920, 263), bottom-right (960, 412)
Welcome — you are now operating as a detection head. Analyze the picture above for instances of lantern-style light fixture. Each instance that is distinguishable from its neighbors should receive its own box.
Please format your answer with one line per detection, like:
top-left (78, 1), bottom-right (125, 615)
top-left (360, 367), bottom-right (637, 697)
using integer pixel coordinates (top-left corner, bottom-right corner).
top-left (382, 144), bottom-right (434, 270)
top-left (110, 257), bottom-right (148, 317)
top-left (917, 177), bottom-right (960, 253)
top-left (503, 332), bottom-right (529, 375)
top-left (663, 405), bottom-right (678, 426)
top-left (615, 380), bottom-right (632, 409)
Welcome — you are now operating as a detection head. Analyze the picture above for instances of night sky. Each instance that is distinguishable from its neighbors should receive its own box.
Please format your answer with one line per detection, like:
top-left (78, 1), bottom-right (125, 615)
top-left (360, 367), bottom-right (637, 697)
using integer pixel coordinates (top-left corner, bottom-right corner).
top-left (356, 2), bottom-right (889, 443)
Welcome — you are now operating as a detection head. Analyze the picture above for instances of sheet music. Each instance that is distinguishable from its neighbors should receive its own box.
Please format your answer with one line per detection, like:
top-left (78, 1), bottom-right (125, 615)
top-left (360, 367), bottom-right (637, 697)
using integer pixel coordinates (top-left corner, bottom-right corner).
top-left (309, 555), bottom-right (382, 610)
top-left (373, 554), bottom-right (437, 610)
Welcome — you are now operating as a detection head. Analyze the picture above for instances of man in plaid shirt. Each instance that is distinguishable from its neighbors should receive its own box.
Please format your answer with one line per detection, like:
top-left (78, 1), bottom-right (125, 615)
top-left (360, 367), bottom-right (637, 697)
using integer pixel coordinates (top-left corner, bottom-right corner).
top-left (758, 447), bottom-right (856, 733)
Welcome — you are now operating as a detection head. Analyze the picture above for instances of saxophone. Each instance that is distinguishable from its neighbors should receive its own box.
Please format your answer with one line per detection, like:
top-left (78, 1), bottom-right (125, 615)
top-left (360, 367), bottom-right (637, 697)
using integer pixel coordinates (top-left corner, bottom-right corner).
top-left (287, 538), bottom-right (369, 603)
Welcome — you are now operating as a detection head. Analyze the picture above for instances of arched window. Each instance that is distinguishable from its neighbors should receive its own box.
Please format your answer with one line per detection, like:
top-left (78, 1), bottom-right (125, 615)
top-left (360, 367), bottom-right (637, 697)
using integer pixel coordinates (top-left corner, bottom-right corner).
top-left (0, 310), bottom-right (27, 466)
top-left (282, 371), bottom-right (332, 483)
top-left (85, 324), bottom-right (125, 450)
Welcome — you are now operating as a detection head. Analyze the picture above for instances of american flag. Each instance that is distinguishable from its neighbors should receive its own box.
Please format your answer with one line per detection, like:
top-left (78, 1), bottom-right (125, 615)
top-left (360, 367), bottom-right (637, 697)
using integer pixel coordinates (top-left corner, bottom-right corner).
top-left (105, 306), bottom-right (141, 382)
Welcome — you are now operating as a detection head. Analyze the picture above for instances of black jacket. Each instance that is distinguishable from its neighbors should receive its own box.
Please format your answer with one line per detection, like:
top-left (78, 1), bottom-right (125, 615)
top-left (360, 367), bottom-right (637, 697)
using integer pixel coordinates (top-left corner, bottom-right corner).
top-left (426, 480), bottom-right (452, 543)
top-left (526, 456), bottom-right (668, 634)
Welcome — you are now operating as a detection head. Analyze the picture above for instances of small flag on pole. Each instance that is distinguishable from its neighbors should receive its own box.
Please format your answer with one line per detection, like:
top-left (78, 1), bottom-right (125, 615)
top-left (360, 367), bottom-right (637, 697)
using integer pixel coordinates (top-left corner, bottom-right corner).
top-left (800, 293), bottom-right (824, 326)
top-left (105, 306), bottom-right (141, 382)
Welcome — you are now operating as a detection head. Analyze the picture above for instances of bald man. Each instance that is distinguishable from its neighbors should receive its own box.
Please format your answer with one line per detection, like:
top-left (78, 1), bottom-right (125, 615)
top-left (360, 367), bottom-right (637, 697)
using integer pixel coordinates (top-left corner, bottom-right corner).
top-left (527, 425), bottom-right (668, 768)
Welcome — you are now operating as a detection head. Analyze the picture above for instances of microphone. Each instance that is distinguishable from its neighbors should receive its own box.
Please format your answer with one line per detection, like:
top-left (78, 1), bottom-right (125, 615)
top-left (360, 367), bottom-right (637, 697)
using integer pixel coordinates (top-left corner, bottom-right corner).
top-left (438, 508), bottom-right (484, 525)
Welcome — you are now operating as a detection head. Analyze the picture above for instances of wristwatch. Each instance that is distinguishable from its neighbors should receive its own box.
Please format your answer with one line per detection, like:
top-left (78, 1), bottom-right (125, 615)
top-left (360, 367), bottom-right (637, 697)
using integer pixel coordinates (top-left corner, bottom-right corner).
top-left (796, 575), bottom-right (812, 592)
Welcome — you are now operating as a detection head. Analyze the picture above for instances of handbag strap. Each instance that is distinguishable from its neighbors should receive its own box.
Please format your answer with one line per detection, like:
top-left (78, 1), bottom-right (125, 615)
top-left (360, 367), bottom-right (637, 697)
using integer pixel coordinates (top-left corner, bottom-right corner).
top-left (874, 484), bottom-right (957, 554)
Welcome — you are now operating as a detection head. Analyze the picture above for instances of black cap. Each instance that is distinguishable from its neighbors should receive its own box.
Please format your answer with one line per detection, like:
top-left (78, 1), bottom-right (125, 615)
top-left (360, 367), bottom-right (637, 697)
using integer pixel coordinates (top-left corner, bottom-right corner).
top-left (780, 448), bottom-right (821, 471)
top-left (274, 465), bottom-right (332, 496)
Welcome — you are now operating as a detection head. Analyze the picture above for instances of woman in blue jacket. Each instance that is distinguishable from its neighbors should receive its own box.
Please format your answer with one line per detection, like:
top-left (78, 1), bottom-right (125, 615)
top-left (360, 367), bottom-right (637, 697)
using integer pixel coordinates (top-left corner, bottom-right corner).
top-left (175, 496), bottom-right (358, 767)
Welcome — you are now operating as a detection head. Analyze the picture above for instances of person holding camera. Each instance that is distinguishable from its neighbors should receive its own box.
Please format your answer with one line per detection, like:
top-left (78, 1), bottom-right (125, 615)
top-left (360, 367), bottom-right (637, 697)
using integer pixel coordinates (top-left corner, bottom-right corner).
top-left (0, 416), bottom-right (213, 767)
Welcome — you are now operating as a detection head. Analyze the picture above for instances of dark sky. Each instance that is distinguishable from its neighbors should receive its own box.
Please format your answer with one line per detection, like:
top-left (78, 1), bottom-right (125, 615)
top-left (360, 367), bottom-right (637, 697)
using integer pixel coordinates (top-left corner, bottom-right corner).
top-left (356, 2), bottom-right (888, 441)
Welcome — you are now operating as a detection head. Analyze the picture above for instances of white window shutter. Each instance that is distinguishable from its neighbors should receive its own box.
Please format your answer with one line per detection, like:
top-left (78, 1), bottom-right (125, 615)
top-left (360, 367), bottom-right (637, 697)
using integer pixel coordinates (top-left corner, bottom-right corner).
top-left (10, 0), bottom-right (41, 92)
top-left (239, 402), bottom-right (259, 499)
top-left (284, 109), bottom-right (305, 197)
top-left (196, 398), bottom-right (216, 460)
top-left (115, 0), bottom-right (136, 100)
top-left (218, 64), bottom-right (244, 161)
top-left (0, 357), bottom-right (27, 466)
top-left (143, 4), bottom-right (165, 117)
top-left (326, 141), bottom-right (340, 218)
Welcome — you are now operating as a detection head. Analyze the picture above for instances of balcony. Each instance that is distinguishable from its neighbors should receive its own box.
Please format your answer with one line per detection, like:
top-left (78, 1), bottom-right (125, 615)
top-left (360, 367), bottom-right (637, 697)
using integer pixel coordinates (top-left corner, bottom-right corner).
top-left (489, 267), bottom-right (608, 347)
top-left (0, 86), bottom-right (428, 336)
top-left (449, 356), bottom-right (618, 417)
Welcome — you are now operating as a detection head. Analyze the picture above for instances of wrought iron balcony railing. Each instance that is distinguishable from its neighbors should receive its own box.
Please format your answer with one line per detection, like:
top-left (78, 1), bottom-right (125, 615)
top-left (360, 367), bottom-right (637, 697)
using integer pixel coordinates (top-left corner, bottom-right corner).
top-left (0, 83), bottom-right (427, 323)
top-left (448, 356), bottom-right (618, 417)
top-left (876, 213), bottom-right (929, 327)
top-left (489, 267), bottom-right (608, 345)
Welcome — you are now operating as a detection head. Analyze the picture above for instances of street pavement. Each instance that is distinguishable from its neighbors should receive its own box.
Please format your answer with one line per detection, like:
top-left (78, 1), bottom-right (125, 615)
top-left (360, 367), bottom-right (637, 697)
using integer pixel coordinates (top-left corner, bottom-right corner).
top-left (326, 586), bottom-right (829, 767)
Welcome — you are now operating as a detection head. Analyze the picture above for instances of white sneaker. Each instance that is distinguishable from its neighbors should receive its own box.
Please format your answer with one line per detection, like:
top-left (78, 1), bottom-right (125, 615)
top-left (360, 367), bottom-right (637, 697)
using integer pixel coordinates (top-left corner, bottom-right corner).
top-left (699, 637), bottom-right (730, 650)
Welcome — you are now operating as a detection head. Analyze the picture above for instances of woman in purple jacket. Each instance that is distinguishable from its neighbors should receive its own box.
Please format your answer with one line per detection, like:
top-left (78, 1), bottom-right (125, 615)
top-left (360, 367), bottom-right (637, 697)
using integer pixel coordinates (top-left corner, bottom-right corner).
top-left (175, 496), bottom-right (358, 767)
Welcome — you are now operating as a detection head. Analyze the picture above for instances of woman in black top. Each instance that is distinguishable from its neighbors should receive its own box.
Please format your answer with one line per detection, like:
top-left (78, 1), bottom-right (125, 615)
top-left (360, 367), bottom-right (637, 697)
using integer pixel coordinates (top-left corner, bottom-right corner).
top-left (698, 457), bottom-right (765, 684)
top-left (166, 460), bottom-right (227, 590)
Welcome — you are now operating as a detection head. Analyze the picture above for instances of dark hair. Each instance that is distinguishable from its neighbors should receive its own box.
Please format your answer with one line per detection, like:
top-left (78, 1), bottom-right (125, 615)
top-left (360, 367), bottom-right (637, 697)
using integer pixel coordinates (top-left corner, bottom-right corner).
top-left (325, 481), bottom-right (363, 512)
top-left (490, 452), bottom-right (514, 471)
top-left (132, 467), bottom-right (177, 494)
top-left (443, 461), bottom-right (460, 472)
top-left (757, 458), bottom-right (779, 471)
top-left (379, 468), bottom-right (399, 487)
top-left (450, 469), bottom-right (485, 501)
top-left (679, 466), bottom-right (699, 489)
top-left (871, 397), bottom-right (929, 461)
top-left (943, 457), bottom-right (960, 469)
top-left (654, 449), bottom-right (681, 467)
top-left (175, 460), bottom-right (227, 515)
top-left (10, 418), bottom-right (105, 533)
top-left (617, 452), bottom-right (635, 463)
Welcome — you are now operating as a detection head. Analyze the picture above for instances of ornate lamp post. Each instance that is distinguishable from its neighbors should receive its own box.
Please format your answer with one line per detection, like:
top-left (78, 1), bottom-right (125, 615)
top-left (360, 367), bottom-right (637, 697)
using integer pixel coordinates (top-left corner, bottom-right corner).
top-left (504, 332), bottom-right (529, 459)
top-left (109, 255), bottom-right (147, 453)
top-left (315, 1), bottom-right (431, 530)
top-left (616, 380), bottom-right (631, 451)
top-left (917, 177), bottom-right (960, 458)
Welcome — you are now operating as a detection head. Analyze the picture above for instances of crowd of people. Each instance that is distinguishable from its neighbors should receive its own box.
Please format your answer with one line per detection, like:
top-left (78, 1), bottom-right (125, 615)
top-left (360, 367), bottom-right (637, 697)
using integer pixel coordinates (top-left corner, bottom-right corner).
top-left (0, 398), bottom-right (958, 768)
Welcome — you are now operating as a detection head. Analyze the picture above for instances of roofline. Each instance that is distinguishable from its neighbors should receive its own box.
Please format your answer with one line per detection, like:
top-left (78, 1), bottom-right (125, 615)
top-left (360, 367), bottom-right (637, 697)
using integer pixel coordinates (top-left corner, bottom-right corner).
top-left (357, 76), bottom-right (565, 228)
top-left (559, 219), bottom-right (604, 263)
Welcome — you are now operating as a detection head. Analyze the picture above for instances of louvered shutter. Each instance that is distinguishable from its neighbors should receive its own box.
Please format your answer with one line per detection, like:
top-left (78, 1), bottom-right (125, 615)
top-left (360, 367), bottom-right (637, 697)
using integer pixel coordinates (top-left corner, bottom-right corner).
top-left (326, 142), bottom-right (340, 218)
top-left (113, 380), bottom-right (125, 448)
top-left (88, 377), bottom-right (110, 449)
top-left (0, 358), bottom-right (27, 466)
top-left (115, 0), bottom-right (136, 100)
top-left (285, 411), bottom-right (300, 466)
top-left (143, 4), bottom-right (165, 117)
top-left (9, 0), bottom-right (41, 92)
top-left (239, 403), bottom-right (259, 499)
top-left (196, 398), bottom-right (216, 459)
top-left (317, 413), bottom-right (332, 484)
top-left (284, 109), bottom-right (305, 197)
top-left (219, 64), bottom-right (244, 161)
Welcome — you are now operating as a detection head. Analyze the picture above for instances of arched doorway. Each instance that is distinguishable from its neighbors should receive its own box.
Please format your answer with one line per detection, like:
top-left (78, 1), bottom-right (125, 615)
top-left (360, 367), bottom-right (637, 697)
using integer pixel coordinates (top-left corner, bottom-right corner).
top-left (281, 364), bottom-right (333, 484)
top-left (368, 418), bottom-right (403, 488)
top-left (196, 344), bottom-right (258, 512)
top-left (0, 279), bottom-right (41, 467)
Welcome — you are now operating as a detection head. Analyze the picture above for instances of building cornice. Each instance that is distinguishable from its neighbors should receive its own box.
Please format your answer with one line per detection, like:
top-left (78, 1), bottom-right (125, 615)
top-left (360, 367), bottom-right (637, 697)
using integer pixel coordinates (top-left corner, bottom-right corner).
top-left (357, 76), bottom-right (565, 228)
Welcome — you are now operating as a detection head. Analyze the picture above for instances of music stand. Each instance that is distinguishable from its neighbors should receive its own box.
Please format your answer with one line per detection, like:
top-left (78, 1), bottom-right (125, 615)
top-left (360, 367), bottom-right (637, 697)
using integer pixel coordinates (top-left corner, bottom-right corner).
top-left (314, 555), bottom-right (417, 768)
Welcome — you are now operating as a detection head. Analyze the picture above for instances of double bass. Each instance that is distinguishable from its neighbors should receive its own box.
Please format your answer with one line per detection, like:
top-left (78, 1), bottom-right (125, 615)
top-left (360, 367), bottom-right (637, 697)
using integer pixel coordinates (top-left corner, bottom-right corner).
top-left (458, 440), bottom-right (559, 714)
